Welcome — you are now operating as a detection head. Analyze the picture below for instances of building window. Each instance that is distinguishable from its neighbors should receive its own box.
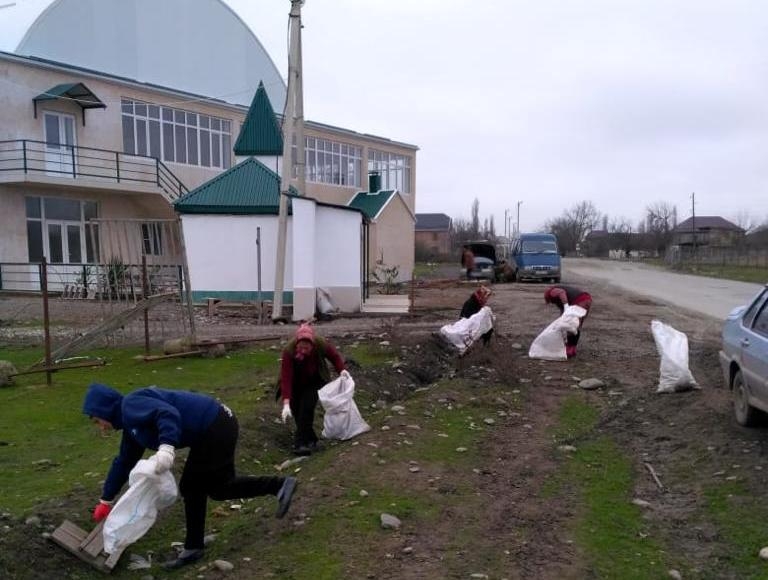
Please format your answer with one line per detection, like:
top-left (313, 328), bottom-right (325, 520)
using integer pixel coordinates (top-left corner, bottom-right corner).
top-left (121, 98), bottom-right (231, 169)
top-left (292, 136), bottom-right (362, 187)
top-left (141, 223), bottom-right (164, 256)
top-left (368, 149), bottom-right (412, 193)
top-left (25, 197), bottom-right (99, 263)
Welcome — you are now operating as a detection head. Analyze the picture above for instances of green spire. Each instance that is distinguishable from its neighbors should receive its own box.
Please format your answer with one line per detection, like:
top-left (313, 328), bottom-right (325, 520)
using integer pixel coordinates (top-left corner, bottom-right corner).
top-left (233, 81), bottom-right (283, 156)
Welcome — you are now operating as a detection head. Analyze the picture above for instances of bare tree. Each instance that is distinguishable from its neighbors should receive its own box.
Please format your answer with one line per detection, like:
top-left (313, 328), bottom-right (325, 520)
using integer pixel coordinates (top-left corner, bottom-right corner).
top-left (489, 215), bottom-right (496, 239)
top-left (732, 209), bottom-right (758, 233)
top-left (471, 198), bottom-right (480, 238)
top-left (545, 201), bottom-right (601, 255)
top-left (646, 201), bottom-right (677, 254)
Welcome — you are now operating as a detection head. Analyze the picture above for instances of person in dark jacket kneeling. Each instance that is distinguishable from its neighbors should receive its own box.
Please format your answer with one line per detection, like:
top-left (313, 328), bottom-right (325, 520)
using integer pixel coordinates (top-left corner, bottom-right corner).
top-left (460, 285), bottom-right (493, 345)
top-left (544, 284), bottom-right (593, 358)
top-left (83, 383), bottom-right (297, 569)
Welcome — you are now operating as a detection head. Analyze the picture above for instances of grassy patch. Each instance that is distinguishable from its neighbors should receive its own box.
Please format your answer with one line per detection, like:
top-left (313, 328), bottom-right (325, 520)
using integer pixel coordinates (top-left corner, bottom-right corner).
top-left (676, 264), bottom-right (767, 284)
top-left (703, 480), bottom-right (768, 578)
top-left (546, 396), bottom-right (669, 579)
top-left (345, 342), bottom-right (399, 367)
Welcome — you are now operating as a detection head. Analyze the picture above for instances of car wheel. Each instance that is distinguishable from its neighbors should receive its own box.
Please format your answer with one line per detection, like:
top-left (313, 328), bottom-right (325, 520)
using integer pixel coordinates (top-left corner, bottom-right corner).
top-left (733, 370), bottom-right (758, 427)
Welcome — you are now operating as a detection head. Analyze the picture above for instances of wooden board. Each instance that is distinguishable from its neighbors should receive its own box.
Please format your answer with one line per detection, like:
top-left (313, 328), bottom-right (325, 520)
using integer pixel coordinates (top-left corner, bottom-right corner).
top-left (49, 520), bottom-right (123, 573)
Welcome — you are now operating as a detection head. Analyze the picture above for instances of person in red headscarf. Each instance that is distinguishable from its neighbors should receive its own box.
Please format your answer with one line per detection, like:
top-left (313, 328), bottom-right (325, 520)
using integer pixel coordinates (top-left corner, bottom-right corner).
top-left (279, 323), bottom-right (346, 455)
top-left (460, 285), bottom-right (493, 345)
top-left (543, 284), bottom-right (593, 358)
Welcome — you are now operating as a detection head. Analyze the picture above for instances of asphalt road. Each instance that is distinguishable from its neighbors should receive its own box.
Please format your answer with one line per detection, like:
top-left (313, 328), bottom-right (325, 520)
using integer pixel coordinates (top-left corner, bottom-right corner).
top-left (563, 257), bottom-right (764, 320)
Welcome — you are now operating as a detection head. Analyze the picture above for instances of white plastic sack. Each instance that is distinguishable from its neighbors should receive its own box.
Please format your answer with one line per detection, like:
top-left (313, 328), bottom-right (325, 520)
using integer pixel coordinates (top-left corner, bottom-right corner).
top-left (528, 305), bottom-right (587, 361)
top-left (316, 288), bottom-right (337, 315)
top-left (103, 458), bottom-right (178, 555)
top-left (651, 320), bottom-right (698, 393)
top-left (318, 372), bottom-right (371, 440)
top-left (439, 306), bottom-right (495, 355)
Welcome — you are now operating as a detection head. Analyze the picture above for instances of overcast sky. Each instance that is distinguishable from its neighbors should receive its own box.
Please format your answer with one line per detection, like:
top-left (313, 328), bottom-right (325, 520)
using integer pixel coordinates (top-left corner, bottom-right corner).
top-left (1, 0), bottom-right (766, 233)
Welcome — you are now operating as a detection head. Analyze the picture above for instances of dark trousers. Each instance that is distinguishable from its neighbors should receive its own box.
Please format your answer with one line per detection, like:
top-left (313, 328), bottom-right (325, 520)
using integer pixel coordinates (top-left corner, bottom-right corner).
top-left (290, 380), bottom-right (321, 449)
top-left (179, 406), bottom-right (284, 549)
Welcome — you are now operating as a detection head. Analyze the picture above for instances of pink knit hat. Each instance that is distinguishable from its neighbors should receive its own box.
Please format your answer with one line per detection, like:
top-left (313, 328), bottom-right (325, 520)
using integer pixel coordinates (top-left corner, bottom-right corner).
top-left (295, 323), bottom-right (315, 344)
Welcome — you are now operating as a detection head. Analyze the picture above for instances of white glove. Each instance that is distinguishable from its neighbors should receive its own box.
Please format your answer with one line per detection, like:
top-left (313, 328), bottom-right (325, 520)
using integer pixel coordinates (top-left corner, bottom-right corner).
top-left (281, 401), bottom-right (292, 424)
top-left (340, 369), bottom-right (351, 381)
top-left (151, 444), bottom-right (175, 474)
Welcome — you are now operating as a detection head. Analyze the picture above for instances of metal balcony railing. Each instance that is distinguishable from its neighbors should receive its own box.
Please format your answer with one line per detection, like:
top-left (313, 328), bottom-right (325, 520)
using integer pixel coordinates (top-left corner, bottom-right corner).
top-left (0, 139), bottom-right (188, 201)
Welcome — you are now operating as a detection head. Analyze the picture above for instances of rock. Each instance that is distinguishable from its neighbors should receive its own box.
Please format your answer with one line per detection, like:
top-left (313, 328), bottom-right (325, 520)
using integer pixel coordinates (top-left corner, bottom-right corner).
top-left (203, 344), bottom-right (227, 358)
top-left (359, 490), bottom-right (369, 497)
top-left (402, 546), bottom-right (413, 554)
top-left (578, 378), bottom-right (605, 390)
top-left (483, 418), bottom-right (495, 425)
top-left (213, 559), bottom-right (234, 571)
top-left (455, 447), bottom-right (468, 453)
top-left (380, 513), bottom-right (401, 529)
top-left (409, 466), bottom-right (421, 473)
top-left (470, 574), bottom-right (489, 579)
top-left (25, 516), bottom-right (41, 526)
top-left (0, 360), bottom-right (17, 387)
top-left (379, 341), bottom-right (390, 346)
top-left (557, 445), bottom-right (577, 453)
top-left (759, 546), bottom-right (768, 560)
top-left (204, 533), bottom-right (217, 545)
top-left (511, 343), bottom-right (522, 349)
top-left (668, 570), bottom-right (682, 580)
top-left (632, 498), bottom-right (651, 509)
top-left (163, 337), bottom-right (192, 355)
top-left (390, 405), bottom-right (405, 413)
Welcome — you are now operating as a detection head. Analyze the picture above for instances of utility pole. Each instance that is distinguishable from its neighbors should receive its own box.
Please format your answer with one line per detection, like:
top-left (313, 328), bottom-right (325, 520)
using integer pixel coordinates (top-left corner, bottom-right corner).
top-left (504, 209), bottom-right (509, 239)
top-left (273, 0), bottom-right (306, 321)
top-left (516, 200), bottom-right (522, 237)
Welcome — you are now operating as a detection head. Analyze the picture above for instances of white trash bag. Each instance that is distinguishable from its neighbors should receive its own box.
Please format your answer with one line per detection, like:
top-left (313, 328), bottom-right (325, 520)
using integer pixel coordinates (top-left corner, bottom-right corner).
top-left (439, 306), bottom-right (495, 356)
top-left (316, 288), bottom-right (338, 315)
top-left (318, 372), bottom-right (371, 440)
top-left (528, 305), bottom-right (587, 361)
top-left (103, 458), bottom-right (178, 555)
top-left (651, 320), bottom-right (698, 393)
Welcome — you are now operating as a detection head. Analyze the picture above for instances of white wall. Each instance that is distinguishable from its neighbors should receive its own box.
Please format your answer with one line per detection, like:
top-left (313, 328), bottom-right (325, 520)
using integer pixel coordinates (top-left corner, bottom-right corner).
top-left (181, 214), bottom-right (292, 297)
top-left (315, 206), bottom-right (362, 288)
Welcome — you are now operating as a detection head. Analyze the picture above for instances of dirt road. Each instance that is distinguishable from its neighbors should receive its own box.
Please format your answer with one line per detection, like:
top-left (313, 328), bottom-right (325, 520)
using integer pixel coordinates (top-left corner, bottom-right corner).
top-left (564, 257), bottom-right (763, 319)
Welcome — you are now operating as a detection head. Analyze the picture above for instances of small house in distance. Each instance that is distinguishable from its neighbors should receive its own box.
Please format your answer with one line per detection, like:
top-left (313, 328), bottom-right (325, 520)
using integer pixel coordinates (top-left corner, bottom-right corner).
top-left (415, 213), bottom-right (452, 260)
top-left (673, 216), bottom-right (744, 247)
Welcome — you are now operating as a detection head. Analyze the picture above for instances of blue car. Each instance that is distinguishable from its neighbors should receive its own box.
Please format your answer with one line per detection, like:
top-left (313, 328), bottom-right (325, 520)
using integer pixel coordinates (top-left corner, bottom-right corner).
top-left (720, 285), bottom-right (768, 426)
top-left (509, 233), bottom-right (561, 282)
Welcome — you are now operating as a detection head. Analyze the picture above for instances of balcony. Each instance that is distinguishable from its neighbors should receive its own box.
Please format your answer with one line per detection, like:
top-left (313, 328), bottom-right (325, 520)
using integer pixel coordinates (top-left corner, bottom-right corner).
top-left (0, 139), bottom-right (188, 202)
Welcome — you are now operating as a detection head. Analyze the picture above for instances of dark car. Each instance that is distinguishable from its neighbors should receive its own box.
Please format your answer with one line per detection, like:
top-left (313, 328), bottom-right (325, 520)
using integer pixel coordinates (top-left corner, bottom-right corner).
top-left (461, 242), bottom-right (498, 282)
top-left (720, 285), bottom-right (768, 426)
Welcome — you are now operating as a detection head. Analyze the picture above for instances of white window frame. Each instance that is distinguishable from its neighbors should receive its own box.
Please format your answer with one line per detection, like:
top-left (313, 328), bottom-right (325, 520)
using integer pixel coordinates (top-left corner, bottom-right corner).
top-left (367, 149), bottom-right (412, 193)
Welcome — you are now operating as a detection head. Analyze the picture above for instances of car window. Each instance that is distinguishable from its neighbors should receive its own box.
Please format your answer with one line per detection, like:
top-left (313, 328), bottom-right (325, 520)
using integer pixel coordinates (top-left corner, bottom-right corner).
top-left (522, 240), bottom-right (558, 254)
top-left (752, 301), bottom-right (768, 338)
top-left (742, 289), bottom-right (768, 329)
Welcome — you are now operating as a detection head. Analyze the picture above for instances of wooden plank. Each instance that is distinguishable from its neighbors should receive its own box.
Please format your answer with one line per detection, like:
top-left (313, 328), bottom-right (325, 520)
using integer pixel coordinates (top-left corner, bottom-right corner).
top-left (49, 520), bottom-right (112, 573)
top-left (80, 521), bottom-right (105, 558)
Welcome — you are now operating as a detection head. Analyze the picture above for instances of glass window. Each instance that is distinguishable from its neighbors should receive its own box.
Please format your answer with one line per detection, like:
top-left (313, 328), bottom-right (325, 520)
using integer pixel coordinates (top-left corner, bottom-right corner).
top-left (200, 115), bottom-right (210, 129)
top-left (163, 122), bottom-right (175, 162)
top-left (67, 225), bottom-right (82, 263)
top-left (83, 201), bottom-right (98, 220)
top-left (47, 224), bottom-right (63, 263)
top-left (162, 108), bottom-right (173, 121)
top-left (743, 291), bottom-right (768, 328)
top-left (44, 198), bottom-right (80, 221)
top-left (753, 303), bottom-right (768, 337)
top-left (136, 119), bottom-right (148, 156)
top-left (187, 127), bottom-right (199, 166)
top-left (141, 223), bottom-right (164, 256)
top-left (148, 105), bottom-right (159, 119)
top-left (212, 137), bottom-right (220, 168)
top-left (200, 130), bottom-right (211, 166)
top-left (85, 223), bottom-right (100, 263)
top-left (26, 197), bottom-right (41, 219)
top-left (222, 134), bottom-right (231, 169)
top-left (149, 120), bottom-right (161, 159)
top-left (174, 125), bottom-right (187, 163)
top-left (121, 99), bottom-right (133, 114)
top-left (44, 114), bottom-right (60, 147)
top-left (27, 221), bottom-right (43, 262)
top-left (135, 103), bottom-right (147, 117)
top-left (122, 115), bottom-right (135, 154)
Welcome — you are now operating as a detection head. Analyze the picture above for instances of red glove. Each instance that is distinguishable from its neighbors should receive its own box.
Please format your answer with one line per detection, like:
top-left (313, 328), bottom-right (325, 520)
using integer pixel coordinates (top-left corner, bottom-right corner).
top-left (92, 500), bottom-right (113, 522)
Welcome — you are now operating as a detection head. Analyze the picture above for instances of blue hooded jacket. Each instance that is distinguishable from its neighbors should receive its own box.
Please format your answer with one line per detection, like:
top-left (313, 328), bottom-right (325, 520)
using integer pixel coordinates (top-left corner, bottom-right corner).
top-left (83, 383), bottom-right (220, 501)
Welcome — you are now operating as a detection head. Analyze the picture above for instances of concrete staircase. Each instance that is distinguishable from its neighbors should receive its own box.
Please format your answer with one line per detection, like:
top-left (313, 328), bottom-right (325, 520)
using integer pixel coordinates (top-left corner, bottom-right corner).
top-left (361, 294), bottom-right (411, 314)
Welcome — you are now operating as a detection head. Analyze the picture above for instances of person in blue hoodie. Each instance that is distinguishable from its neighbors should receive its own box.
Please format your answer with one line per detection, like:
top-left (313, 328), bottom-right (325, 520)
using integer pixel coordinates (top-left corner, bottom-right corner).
top-left (83, 383), bottom-right (297, 569)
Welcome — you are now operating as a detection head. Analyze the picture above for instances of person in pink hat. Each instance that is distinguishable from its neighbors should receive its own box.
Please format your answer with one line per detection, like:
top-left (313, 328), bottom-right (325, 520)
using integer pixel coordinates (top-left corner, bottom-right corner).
top-left (279, 323), bottom-right (347, 455)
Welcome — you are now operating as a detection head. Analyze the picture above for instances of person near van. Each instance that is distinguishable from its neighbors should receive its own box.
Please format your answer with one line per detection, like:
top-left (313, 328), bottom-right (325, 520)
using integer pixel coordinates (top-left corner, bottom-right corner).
top-left (544, 285), bottom-right (593, 358)
top-left (279, 323), bottom-right (347, 455)
top-left (83, 383), bottom-right (297, 570)
top-left (461, 246), bottom-right (475, 280)
top-left (460, 285), bottom-right (493, 345)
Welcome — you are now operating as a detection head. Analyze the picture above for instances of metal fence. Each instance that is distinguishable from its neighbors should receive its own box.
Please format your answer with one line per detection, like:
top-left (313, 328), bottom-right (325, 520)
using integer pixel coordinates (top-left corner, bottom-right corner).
top-left (0, 139), bottom-right (188, 201)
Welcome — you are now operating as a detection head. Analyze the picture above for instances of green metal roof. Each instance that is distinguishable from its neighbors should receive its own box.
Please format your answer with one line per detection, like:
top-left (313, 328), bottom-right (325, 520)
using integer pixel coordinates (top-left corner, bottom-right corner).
top-left (347, 190), bottom-right (397, 219)
top-left (174, 157), bottom-right (294, 215)
top-left (233, 81), bottom-right (283, 156)
top-left (33, 82), bottom-right (106, 109)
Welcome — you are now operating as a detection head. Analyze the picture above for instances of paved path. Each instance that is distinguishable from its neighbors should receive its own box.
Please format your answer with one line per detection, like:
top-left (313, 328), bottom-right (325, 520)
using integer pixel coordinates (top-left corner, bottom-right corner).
top-left (563, 258), bottom-right (764, 320)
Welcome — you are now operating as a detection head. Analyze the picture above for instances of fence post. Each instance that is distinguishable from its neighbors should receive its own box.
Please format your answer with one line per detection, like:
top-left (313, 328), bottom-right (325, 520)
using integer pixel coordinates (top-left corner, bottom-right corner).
top-left (40, 258), bottom-right (52, 386)
top-left (142, 255), bottom-right (150, 355)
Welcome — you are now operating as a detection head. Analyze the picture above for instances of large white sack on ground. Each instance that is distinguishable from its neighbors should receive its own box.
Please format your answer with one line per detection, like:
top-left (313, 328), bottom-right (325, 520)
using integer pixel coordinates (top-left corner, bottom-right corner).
top-left (528, 305), bottom-right (587, 361)
top-left (439, 306), bottom-right (495, 355)
top-left (318, 372), bottom-right (371, 440)
top-left (651, 320), bottom-right (698, 393)
top-left (103, 459), bottom-right (178, 555)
